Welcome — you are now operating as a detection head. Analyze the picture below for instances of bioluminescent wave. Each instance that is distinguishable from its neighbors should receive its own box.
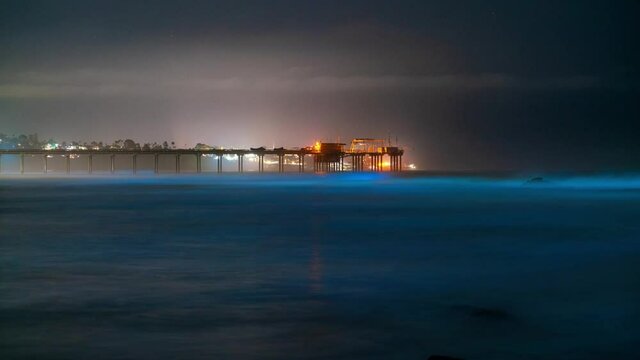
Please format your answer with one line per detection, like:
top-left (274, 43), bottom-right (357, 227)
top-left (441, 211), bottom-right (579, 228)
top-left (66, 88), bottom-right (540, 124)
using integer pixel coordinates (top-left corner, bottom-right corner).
top-left (1, 173), bottom-right (639, 359)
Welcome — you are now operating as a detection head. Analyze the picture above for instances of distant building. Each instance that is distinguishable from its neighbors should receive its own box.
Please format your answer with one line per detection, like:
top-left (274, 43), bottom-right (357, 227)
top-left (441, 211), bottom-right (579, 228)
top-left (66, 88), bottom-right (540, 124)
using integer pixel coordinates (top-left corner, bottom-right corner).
top-left (194, 143), bottom-right (216, 150)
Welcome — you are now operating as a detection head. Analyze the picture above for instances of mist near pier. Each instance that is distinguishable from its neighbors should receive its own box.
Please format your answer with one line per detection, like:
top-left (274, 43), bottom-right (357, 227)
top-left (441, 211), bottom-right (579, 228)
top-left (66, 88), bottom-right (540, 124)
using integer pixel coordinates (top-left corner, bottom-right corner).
top-left (1, 173), bottom-right (640, 359)
top-left (1, 1), bottom-right (639, 171)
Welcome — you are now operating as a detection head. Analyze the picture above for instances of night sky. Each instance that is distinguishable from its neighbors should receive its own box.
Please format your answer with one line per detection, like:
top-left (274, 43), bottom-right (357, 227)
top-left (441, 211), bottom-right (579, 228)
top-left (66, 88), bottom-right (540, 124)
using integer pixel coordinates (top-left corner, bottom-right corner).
top-left (1, 0), bottom-right (638, 171)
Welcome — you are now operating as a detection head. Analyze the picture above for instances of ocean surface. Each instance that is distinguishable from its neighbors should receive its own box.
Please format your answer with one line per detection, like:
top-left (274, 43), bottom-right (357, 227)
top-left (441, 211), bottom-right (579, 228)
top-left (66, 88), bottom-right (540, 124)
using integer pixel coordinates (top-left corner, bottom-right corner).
top-left (1, 173), bottom-right (639, 359)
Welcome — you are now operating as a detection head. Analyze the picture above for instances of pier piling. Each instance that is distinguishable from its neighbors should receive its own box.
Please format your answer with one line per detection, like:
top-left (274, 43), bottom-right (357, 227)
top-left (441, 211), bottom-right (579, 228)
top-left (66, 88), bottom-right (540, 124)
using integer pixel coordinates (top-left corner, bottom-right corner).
top-left (1, 141), bottom-right (404, 175)
top-left (132, 155), bottom-right (137, 174)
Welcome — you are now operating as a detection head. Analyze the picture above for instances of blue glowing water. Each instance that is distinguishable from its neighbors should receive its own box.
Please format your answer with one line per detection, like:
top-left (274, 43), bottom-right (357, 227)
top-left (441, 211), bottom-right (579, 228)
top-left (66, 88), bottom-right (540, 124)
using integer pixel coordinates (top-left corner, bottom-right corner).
top-left (1, 173), bottom-right (639, 359)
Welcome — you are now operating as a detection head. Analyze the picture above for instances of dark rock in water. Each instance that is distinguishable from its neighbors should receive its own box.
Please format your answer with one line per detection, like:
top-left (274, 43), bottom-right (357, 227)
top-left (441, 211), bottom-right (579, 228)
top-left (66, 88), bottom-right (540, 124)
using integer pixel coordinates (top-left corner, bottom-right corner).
top-left (451, 304), bottom-right (512, 321)
top-left (525, 176), bottom-right (545, 184)
top-left (428, 355), bottom-right (464, 360)
top-left (470, 307), bottom-right (511, 320)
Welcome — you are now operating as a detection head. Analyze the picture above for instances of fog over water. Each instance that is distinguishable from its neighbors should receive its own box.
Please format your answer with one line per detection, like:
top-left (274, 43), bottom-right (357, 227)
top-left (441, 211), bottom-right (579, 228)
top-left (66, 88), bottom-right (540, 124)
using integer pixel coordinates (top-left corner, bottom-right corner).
top-left (2, 1), bottom-right (639, 171)
top-left (1, 173), bottom-right (640, 359)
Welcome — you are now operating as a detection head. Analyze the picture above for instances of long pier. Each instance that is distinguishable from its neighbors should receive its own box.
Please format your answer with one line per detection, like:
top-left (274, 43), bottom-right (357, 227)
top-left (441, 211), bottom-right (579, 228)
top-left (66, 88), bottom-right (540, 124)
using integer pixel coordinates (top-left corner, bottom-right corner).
top-left (0, 146), bottom-right (403, 174)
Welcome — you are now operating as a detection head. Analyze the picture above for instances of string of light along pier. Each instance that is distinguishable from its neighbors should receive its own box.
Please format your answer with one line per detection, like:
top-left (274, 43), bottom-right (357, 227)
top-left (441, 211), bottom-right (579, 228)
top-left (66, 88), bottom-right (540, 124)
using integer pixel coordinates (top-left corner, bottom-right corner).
top-left (0, 139), bottom-right (404, 174)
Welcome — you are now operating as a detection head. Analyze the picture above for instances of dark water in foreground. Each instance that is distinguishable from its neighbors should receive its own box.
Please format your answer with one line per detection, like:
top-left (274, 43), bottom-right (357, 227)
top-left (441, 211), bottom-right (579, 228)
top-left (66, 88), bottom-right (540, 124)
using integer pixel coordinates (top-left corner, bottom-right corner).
top-left (1, 173), bottom-right (639, 359)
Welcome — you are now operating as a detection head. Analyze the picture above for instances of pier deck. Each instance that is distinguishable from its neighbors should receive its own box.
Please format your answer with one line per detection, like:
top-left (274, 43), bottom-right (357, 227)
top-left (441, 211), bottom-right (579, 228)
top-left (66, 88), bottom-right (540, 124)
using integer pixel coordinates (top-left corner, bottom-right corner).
top-left (0, 147), bottom-right (403, 174)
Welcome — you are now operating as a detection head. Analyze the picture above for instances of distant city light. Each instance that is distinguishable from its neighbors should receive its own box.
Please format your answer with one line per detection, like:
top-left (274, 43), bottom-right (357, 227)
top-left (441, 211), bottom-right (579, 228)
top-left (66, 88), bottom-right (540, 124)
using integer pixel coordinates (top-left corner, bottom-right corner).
top-left (408, 163), bottom-right (416, 170)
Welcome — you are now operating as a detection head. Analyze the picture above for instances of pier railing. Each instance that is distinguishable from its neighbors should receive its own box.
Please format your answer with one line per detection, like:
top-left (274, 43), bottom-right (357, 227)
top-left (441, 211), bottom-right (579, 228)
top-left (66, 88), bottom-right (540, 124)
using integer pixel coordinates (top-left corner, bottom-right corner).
top-left (0, 148), bottom-right (403, 174)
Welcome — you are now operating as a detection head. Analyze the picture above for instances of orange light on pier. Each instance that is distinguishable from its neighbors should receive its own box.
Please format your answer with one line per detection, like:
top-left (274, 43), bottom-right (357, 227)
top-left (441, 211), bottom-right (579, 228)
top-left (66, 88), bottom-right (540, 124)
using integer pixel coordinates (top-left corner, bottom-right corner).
top-left (369, 160), bottom-right (390, 170)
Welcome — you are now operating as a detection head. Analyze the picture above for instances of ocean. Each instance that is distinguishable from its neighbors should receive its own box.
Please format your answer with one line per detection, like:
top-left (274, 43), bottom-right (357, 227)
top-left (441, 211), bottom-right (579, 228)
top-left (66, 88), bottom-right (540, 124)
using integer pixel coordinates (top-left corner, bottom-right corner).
top-left (1, 173), bottom-right (639, 359)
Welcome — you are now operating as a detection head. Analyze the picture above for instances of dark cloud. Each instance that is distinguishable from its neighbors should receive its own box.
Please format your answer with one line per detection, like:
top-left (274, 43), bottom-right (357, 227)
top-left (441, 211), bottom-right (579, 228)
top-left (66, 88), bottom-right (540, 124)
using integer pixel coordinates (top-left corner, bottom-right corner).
top-left (1, 0), bottom-right (638, 170)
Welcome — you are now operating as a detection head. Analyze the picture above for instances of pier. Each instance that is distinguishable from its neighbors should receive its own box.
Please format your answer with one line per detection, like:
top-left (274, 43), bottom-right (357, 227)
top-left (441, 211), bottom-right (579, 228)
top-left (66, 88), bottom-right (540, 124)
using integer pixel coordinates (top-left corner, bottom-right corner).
top-left (0, 140), bottom-right (403, 174)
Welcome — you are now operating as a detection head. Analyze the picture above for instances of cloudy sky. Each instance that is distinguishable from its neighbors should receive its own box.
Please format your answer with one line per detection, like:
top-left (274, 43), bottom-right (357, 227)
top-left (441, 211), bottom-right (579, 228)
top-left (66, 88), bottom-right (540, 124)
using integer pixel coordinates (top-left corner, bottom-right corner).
top-left (1, 0), bottom-right (638, 170)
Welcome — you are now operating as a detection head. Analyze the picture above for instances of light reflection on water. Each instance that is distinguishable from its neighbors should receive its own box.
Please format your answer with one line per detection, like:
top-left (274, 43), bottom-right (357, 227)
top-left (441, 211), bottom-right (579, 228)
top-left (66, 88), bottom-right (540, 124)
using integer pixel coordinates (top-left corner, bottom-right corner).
top-left (1, 173), bottom-right (640, 359)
